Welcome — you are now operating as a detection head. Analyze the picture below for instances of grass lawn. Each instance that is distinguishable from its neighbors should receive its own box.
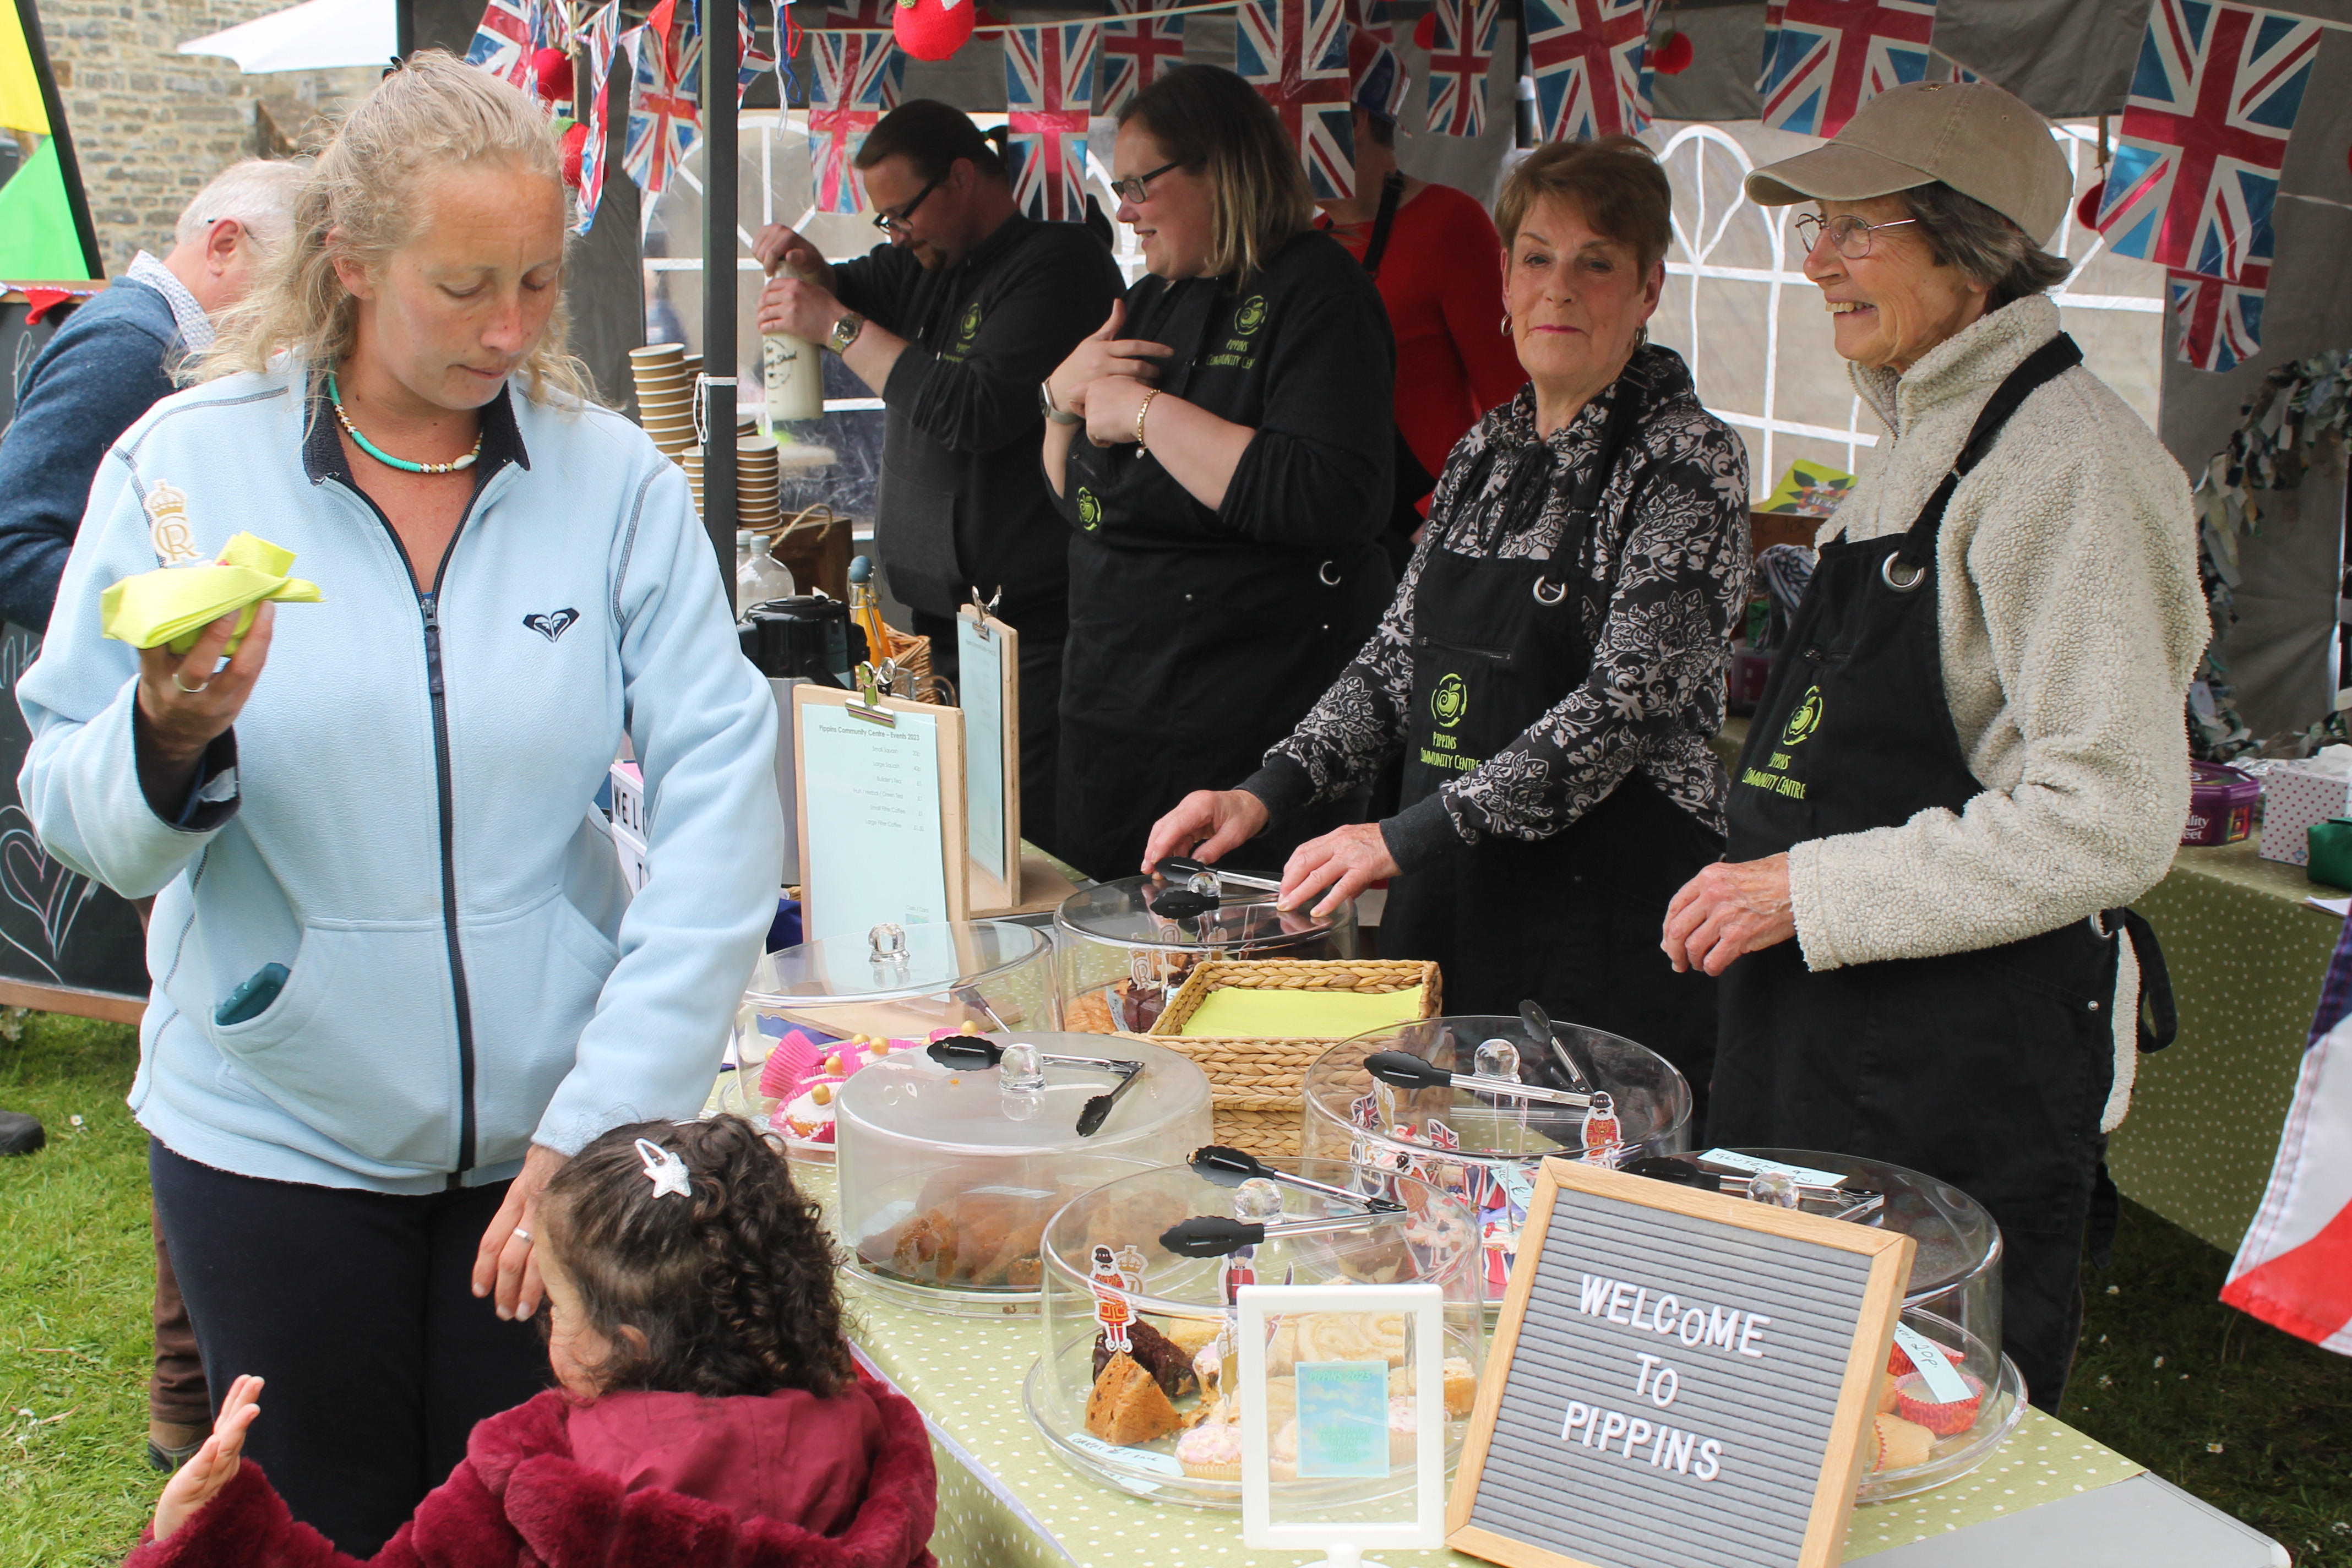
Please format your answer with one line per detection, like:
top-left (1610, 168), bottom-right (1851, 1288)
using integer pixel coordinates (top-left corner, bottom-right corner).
top-left (1, 1010), bottom-right (2349, 1565)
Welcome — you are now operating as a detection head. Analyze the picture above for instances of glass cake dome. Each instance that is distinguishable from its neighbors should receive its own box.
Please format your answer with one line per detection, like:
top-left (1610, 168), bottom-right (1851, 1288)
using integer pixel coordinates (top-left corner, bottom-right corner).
top-left (1054, 868), bottom-right (1356, 1034)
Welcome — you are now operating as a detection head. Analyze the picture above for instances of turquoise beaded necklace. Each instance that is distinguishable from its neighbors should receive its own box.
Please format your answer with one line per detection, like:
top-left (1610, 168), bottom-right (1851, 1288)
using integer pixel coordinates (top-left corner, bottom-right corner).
top-left (327, 371), bottom-right (482, 474)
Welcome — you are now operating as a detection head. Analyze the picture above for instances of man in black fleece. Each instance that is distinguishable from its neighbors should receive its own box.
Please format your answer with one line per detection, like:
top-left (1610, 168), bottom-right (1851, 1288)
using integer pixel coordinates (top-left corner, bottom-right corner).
top-left (755, 101), bottom-right (1123, 856)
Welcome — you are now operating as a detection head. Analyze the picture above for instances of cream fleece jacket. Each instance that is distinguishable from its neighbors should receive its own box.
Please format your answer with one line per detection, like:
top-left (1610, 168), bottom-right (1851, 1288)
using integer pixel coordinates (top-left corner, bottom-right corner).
top-left (1791, 296), bottom-right (2206, 1129)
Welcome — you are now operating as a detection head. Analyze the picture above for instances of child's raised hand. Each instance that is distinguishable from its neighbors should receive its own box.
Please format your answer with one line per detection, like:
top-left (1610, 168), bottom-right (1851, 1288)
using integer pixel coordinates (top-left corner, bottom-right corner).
top-left (152, 1374), bottom-right (263, 1542)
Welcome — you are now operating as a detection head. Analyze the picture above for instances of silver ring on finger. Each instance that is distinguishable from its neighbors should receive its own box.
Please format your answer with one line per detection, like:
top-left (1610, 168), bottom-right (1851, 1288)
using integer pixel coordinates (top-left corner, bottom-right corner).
top-left (512, 1227), bottom-right (533, 1245)
top-left (172, 672), bottom-right (211, 695)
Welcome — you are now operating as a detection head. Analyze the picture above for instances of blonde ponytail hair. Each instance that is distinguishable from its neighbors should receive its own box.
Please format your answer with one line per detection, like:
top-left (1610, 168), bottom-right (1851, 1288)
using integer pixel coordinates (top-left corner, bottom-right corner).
top-left (198, 51), bottom-right (594, 409)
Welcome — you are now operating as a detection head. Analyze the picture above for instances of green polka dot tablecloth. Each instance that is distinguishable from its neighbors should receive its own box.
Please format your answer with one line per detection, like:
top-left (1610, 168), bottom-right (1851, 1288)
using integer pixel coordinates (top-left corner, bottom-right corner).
top-left (2111, 832), bottom-right (2339, 1252)
top-left (784, 1168), bottom-right (2142, 1568)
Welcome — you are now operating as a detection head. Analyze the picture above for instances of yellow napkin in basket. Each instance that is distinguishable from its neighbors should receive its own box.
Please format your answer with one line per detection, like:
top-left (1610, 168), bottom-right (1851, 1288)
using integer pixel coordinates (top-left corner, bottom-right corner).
top-left (101, 532), bottom-right (323, 654)
top-left (1177, 984), bottom-right (1427, 1039)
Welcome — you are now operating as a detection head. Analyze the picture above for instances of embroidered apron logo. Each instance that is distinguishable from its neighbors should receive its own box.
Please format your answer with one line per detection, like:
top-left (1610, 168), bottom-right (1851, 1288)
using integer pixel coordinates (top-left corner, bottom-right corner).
top-left (523, 608), bottom-right (580, 643)
top-left (1234, 295), bottom-right (1267, 335)
top-left (1781, 684), bottom-right (1823, 746)
top-left (143, 483), bottom-right (203, 564)
top-left (949, 303), bottom-right (983, 360)
top-left (1431, 672), bottom-right (1468, 728)
top-left (1076, 489), bottom-right (1102, 531)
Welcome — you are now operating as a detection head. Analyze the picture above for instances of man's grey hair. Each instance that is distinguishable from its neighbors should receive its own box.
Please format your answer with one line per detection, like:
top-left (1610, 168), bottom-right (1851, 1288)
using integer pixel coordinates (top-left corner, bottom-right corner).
top-left (174, 157), bottom-right (312, 249)
top-left (1898, 181), bottom-right (2074, 310)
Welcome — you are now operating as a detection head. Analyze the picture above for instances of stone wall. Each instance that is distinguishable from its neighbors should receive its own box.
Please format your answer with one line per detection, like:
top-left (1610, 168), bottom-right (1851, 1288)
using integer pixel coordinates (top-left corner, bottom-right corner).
top-left (28, 0), bottom-right (377, 275)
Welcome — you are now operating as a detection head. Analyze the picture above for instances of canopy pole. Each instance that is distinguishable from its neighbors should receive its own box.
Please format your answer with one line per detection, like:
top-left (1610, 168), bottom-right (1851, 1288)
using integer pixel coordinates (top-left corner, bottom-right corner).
top-left (701, 0), bottom-right (739, 586)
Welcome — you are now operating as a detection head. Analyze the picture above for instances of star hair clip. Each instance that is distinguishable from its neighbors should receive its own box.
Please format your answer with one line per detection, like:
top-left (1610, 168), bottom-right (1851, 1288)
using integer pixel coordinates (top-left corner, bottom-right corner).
top-left (635, 1137), bottom-right (692, 1199)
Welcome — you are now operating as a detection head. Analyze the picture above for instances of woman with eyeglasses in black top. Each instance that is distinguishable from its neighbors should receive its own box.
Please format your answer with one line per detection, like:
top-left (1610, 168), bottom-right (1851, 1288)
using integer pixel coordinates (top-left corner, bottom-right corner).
top-left (1041, 64), bottom-right (1396, 882)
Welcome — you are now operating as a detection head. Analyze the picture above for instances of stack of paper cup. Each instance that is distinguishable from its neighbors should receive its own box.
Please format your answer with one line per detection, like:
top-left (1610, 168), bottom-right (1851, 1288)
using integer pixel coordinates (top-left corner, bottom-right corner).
top-left (630, 343), bottom-right (695, 456)
top-left (737, 436), bottom-right (782, 530)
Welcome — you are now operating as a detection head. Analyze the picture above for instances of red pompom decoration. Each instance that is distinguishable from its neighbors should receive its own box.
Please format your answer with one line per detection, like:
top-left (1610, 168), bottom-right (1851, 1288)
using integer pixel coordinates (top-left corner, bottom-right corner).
top-left (1650, 26), bottom-right (1693, 75)
top-left (893, 0), bottom-right (972, 62)
top-left (1412, 10), bottom-right (1437, 50)
top-left (533, 47), bottom-right (574, 102)
top-left (559, 119), bottom-right (590, 192)
top-left (2076, 181), bottom-right (2105, 234)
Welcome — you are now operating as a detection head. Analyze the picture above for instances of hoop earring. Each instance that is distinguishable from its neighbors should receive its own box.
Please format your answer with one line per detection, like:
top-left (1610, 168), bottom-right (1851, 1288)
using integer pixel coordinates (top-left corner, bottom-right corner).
top-left (1499, 312), bottom-right (1511, 336)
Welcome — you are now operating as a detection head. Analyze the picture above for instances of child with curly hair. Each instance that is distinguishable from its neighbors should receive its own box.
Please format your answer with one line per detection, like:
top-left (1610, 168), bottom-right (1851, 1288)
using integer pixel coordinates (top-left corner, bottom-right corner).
top-left (126, 1116), bottom-right (938, 1568)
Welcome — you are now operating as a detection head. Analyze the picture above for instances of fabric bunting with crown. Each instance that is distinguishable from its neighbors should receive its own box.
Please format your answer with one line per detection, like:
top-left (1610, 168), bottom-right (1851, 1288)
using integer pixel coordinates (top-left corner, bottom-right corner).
top-left (102, 529), bottom-right (323, 655)
top-left (1005, 23), bottom-right (1099, 222)
top-left (1423, 0), bottom-right (1498, 135)
top-left (1237, 0), bottom-right (1354, 199)
top-left (809, 28), bottom-right (906, 213)
top-left (1757, 0), bottom-right (1937, 137)
top-left (1525, 0), bottom-right (1652, 143)
top-left (2091, 0), bottom-right (2320, 372)
top-left (1097, 0), bottom-right (1186, 116)
top-left (1346, 0), bottom-right (1408, 123)
top-left (574, 1), bottom-right (623, 232)
top-left (620, 0), bottom-right (703, 196)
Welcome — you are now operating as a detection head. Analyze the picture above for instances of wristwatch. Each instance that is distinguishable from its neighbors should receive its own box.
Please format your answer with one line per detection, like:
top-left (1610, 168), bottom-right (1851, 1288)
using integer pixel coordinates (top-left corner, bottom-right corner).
top-left (1039, 378), bottom-right (1082, 427)
top-left (828, 312), bottom-right (866, 353)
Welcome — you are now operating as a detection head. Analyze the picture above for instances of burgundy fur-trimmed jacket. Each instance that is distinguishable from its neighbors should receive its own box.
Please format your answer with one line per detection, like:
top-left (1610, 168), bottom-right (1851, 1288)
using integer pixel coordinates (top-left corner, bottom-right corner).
top-left (123, 1379), bottom-right (939, 1568)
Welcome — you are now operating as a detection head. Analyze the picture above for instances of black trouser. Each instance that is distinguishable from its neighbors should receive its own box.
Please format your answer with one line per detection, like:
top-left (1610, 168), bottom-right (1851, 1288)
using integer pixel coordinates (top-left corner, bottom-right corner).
top-left (149, 1141), bottom-right (550, 1555)
top-left (914, 603), bottom-right (1066, 859)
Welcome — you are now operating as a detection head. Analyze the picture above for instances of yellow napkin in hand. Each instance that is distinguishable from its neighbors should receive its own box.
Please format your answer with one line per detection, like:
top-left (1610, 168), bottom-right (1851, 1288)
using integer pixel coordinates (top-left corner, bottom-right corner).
top-left (101, 532), bottom-right (323, 654)
top-left (1177, 983), bottom-right (1428, 1039)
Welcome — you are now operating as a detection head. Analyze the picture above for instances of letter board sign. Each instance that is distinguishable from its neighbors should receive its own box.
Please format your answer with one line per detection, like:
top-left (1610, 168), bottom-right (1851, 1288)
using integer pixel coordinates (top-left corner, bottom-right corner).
top-left (1447, 1158), bottom-right (1914, 1568)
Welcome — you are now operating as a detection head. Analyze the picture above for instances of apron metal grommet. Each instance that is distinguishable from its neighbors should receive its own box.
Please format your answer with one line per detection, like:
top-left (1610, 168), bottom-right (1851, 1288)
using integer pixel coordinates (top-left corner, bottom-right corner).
top-left (1532, 576), bottom-right (1567, 605)
top-left (1880, 554), bottom-right (1928, 592)
top-left (1317, 560), bottom-right (1342, 586)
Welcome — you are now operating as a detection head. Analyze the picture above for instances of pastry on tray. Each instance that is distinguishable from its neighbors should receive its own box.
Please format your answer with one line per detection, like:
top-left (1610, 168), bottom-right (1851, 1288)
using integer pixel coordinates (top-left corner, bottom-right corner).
top-left (1093, 1320), bottom-right (1198, 1400)
top-left (1175, 1420), bottom-right (1243, 1480)
top-left (1865, 1411), bottom-right (1936, 1472)
top-left (1389, 1357), bottom-right (1479, 1420)
top-left (1896, 1371), bottom-right (1985, 1436)
top-left (1086, 1351), bottom-right (1182, 1445)
top-left (1066, 992), bottom-right (1117, 1034)
top-left (860, 1188), bottom-right (1047, 1289)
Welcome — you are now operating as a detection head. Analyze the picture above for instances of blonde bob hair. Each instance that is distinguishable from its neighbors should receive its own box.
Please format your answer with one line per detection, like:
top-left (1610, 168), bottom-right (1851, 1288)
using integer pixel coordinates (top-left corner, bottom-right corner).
top-left (199, 51), bottom-right (592, 408)
top-left (1118, 65), bottom-right (1314, 284)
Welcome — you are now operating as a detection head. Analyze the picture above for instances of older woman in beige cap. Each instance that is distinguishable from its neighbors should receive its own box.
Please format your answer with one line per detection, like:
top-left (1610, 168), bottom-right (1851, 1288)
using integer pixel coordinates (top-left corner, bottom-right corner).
top-left (1660, 80), bottom-right (2205, 1409)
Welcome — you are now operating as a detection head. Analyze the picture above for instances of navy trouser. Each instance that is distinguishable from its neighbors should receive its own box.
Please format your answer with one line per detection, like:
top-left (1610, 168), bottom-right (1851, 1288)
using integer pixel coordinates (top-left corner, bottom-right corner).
top-left (149, 1140), bottom-right (549, 1554)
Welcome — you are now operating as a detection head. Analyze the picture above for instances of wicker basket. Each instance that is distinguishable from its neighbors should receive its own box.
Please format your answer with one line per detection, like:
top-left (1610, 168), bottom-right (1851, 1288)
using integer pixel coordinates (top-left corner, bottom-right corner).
top-left (1146, 959), bottom-right (1440, 1157)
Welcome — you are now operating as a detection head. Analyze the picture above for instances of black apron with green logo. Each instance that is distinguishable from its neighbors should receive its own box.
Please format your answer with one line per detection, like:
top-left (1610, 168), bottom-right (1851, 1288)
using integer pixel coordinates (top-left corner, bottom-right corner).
top-left (1712, 334), bottom-right (2152, 1412)
top-left (1378, 381), bottom-right (1723, 1106)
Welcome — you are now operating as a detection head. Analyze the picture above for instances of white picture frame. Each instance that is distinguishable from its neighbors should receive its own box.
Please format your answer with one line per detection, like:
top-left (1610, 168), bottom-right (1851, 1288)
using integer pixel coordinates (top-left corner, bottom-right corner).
top-left (1238, 1282), bottom-right (1447, 1557)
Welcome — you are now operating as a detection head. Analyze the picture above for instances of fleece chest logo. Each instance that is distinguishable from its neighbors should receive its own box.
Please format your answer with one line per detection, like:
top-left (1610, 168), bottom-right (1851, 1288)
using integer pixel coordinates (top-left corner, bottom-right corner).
top-left (955, 303), bottom-right (983, 350)
top-left (524, 608), bottom-right (580, 643)
top-left (1430, 672), bottom-right (1468, 728)
top-left (1234, 295), bottom-right (1267, 336)
top-left (1076, 489), bottom-right (1102, 531)
top-left (143, 483), bottom-right (203, 564)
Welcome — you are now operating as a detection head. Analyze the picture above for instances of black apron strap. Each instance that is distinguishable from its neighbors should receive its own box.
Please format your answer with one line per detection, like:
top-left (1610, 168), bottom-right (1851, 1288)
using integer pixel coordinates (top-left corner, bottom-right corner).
top-left (1885, 333), bottom-right (2084, 578)
top-left (2087, 1151), bottom-right (2121, 1270)
top-left (1361, 170), bottom-right (1407, 279)
top-left (2108, 906), bottom-right (2178, 1052)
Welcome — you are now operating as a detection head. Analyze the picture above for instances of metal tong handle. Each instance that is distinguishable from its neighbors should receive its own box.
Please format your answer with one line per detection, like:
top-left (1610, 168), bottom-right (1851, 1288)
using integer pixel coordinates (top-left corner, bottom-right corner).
top-left (1362, 1049), bottom-right (1593, 1108)
top-left (1188, 1144), bottom-right (1404, 1212)
top-left (924, 1038), bottom-right (1145, 1137)
top-left (1156, 855), bottom-right (1282, 893)
top-left (1519, 999), bottom-right (1594, 1094)
top-left (1159, 1212), bottom-right (1382, 1259)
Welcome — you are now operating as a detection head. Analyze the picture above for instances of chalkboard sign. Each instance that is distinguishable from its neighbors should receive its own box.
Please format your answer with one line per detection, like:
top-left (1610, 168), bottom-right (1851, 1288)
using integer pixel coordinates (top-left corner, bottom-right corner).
top-left (1447, 1158), bottom-right (1913, 1568)
top-left (0, 626), bottom-right (149, 1019)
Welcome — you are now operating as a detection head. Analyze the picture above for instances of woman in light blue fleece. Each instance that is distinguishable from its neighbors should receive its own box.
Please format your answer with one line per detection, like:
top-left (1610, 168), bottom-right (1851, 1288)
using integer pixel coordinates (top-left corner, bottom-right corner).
top-left (14, 55), bottom-right (782, 1555)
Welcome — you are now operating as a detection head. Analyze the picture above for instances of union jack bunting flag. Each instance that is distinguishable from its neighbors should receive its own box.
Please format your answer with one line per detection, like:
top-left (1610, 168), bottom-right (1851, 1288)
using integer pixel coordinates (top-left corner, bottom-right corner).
top-left (1525, 0), bottom-right (1649, 143)
top-left (738, 0), bottom-right (776, 102)
top-left (466, 0), bottom-right (547, 92)
top-left (1758, 0), bottom-right (1939, 137)
top-left (575, 2), bottom-right (624, 232)
top-left (1758, 0), bottom-right (1784, 89)
top-left (824, 0), bottom-right (894, 23)
top-left (2169, 262), bottom-right (2267, 371)
top-left (2093, 0), bottom-right (2320, 282)
top-left (1423, 0), bottom-right (1499, 136)
top-left (623, 0), bottom-right (702, 196)
top-left (1097, 0), bottom-right (1186, 116)
top-left (1347, 0), bottom-right (1408, 122)
top-left (1237, 0), bottom-right (1355, 199)
top-left (1005, 23), bottom-right (1099, 222)
top-left (809, 31), bottom-right (906, 213)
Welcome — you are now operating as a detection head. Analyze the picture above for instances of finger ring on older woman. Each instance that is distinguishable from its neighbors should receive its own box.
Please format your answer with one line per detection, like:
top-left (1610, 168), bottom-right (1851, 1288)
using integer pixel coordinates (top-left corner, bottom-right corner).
top-left (171, 672), bottom-right (211, 695)
top-left (511, 1227), bottom-right (533, 1245)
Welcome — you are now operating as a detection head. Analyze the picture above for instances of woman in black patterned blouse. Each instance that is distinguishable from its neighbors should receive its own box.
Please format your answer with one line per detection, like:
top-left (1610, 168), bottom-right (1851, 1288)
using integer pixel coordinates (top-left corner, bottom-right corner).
top-left (1143, 137), bottom-right (1750, 1104)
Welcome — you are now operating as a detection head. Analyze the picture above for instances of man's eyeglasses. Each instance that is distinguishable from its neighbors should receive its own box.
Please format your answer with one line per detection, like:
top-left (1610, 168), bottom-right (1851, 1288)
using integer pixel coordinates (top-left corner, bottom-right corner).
top-left (873, 170), bottom-right (948, 236)
top-left (1793, 212), bottom-right (1919, 259)
top-left (1109, 160), bottom-right (1182, 204)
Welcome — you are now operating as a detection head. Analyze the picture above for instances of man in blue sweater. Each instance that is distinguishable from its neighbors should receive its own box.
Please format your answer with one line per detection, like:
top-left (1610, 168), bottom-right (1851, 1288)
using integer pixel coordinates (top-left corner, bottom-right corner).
top-left (0, 155), bottom-right (304, 1471)
top-left (0, 159), bottom-right (306, 635)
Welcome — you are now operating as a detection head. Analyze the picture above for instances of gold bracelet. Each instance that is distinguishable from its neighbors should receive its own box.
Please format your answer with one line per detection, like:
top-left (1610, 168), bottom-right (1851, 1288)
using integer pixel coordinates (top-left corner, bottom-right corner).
top-left (1135, 389), bottom-right (1158, 454)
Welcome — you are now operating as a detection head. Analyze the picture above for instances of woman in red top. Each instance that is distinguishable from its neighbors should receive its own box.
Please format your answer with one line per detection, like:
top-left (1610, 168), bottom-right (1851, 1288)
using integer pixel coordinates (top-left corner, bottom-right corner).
top-left (1319, 106), bottom-right (1527, 488)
